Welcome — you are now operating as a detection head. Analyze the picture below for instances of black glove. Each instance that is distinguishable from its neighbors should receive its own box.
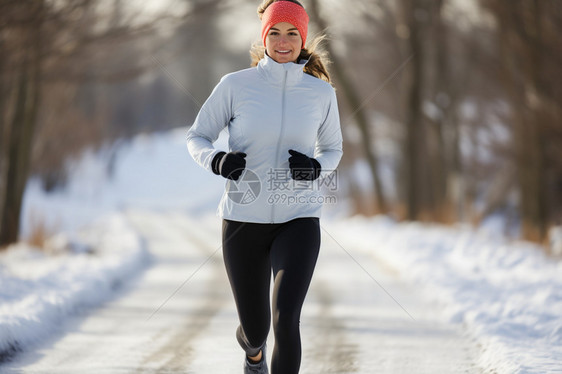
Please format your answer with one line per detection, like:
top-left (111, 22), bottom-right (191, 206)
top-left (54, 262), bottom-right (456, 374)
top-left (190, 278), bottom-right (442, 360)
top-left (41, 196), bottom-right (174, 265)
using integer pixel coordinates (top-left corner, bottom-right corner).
top-left (288, 149), bottom-right (321, 181)
top-left (212, 151), bottom-right (247, 180)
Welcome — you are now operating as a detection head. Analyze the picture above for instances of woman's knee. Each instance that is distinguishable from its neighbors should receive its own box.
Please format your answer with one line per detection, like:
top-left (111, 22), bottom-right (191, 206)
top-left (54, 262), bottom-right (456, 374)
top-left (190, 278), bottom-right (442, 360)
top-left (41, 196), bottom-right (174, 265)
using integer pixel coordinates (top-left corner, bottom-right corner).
top-left (273, 309), bottom-right (300, 337)
top-left (237, 323), bottom-right (268, 356)
top-left (240, 314), bottom-right (270, 344)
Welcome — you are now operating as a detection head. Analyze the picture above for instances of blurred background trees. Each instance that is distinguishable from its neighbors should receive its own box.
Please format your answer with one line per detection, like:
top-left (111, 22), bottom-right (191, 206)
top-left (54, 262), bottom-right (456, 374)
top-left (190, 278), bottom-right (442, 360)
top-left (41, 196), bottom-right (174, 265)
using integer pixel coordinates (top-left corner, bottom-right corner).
top-left (1, 0), bottom-right (561, 248)
top-left (309, 0), bottom-right (561, 247)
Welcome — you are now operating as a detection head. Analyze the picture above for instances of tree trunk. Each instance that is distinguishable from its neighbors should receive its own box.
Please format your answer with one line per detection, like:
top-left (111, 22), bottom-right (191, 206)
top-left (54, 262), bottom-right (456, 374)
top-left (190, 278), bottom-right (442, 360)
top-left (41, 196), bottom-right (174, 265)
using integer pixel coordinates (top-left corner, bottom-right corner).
top-left (430, 0), bottom-right (451, 221)
top-left (0, 38), bottom-right (6, 240)
top-left (494, 1), bottom-right (549, 242)
top-left (402, 0), bottom-right (426, 220)
top-left (520, 0), bottom-right (548, 241)
top-left (308, 0), bottom-right (388, 213)
top-left (0, 3), bottom-right (44, 246)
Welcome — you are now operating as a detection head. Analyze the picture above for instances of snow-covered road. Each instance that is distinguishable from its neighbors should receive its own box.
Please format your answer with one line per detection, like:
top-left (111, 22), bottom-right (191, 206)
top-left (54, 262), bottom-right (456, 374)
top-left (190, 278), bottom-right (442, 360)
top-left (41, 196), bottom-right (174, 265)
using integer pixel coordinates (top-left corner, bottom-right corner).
top-left (0, 210), bottom-right (480, 373)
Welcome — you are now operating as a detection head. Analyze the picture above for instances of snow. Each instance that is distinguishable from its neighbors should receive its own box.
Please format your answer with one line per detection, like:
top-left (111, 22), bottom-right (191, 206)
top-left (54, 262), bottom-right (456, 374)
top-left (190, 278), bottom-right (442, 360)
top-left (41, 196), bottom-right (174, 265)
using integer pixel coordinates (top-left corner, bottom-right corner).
top-left (1, 127), bottom-right (561, 372)
top-left (2, 128), bottom-right (222, 361)
top-left (0, 214), bottom-right (150, 361)
top-left (20, 129), bottom-right (225, 236)
top-left (326, 217), bottom-right (562, 373)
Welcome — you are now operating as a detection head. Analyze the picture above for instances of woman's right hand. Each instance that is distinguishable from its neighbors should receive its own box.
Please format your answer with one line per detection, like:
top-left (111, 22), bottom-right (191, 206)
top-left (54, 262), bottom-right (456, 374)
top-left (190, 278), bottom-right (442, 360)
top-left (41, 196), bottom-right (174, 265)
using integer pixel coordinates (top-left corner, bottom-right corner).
top-left (212, 151), bottom-right (247, 180)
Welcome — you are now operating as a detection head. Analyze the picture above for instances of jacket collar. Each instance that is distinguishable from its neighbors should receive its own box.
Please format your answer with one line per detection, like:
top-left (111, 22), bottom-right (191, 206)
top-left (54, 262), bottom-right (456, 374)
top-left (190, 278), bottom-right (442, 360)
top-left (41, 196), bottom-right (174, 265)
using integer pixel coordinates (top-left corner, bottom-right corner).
top-left (257, 54), bottom-right (308, 86)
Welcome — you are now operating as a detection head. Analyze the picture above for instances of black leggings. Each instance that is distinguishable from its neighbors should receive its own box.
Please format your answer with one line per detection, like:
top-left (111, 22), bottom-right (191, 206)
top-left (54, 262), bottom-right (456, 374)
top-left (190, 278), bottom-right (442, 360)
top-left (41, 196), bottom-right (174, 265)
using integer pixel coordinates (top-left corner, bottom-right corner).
top-left (222, 217), bottom-right (321, 374)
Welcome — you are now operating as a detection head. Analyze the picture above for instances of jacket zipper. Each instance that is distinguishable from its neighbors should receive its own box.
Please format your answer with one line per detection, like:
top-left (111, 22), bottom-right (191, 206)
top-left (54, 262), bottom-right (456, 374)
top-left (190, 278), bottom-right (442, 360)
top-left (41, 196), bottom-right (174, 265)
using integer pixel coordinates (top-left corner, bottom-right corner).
top-left (271, 70), bottom-right (288, 223)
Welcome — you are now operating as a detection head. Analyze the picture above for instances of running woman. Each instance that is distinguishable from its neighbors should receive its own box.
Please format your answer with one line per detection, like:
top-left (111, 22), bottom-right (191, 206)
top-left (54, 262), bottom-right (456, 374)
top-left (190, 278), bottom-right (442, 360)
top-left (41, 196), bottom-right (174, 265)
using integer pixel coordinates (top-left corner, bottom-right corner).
top-left (186, 1), bottom-right (343, 373)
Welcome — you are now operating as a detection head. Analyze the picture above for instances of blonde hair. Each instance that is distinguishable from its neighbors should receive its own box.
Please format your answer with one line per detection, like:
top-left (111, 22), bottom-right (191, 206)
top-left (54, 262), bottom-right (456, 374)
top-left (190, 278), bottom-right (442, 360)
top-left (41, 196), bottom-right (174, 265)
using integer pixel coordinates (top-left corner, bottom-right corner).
top-left (251, 0), bottom-right (332, 84)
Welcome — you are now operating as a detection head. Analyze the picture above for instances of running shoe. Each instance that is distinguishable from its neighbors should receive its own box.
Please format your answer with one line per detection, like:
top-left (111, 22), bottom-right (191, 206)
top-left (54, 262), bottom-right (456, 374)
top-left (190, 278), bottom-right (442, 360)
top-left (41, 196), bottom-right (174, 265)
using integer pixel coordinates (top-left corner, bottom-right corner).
top-left (244, 345), bottom-right (268, 374)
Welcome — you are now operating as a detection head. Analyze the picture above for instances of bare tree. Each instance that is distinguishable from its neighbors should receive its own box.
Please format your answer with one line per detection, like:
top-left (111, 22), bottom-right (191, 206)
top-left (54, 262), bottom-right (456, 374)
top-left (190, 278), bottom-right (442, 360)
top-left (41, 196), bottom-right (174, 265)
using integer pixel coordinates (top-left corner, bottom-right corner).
top-left (308, 0), bottom-right (388, 214)
top-left (0, 0), bottom-right (169, 247)
top-left (0, 0), bottom-right (46, 246)
top-left (398, 0), bottom-right (447, 221)
top-left (482, 0), bottom-right (562, 241)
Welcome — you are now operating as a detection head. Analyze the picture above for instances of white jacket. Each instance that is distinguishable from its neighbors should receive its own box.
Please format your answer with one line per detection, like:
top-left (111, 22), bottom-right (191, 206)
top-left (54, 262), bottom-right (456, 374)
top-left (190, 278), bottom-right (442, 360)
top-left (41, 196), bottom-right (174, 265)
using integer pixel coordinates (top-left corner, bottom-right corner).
top-left (187, 55), bottom-right (343, 223)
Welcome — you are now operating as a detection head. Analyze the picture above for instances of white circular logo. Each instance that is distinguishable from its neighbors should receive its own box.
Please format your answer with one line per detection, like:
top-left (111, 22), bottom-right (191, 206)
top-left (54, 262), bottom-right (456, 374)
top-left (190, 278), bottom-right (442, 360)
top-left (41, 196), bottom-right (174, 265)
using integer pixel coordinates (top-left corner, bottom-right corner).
top-left (227, 169), bottom-right (261, 205)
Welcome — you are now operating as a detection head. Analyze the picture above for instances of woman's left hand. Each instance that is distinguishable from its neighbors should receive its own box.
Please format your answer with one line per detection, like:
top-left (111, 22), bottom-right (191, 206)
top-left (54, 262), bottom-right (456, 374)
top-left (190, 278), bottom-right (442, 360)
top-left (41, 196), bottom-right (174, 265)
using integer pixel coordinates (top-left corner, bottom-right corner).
top-left (288, 150), bottom-right (322, 181)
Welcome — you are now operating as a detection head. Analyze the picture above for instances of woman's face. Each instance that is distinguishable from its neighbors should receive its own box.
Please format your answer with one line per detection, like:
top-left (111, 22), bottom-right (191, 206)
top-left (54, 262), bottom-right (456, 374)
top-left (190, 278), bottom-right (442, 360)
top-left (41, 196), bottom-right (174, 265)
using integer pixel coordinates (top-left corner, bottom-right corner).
top-left (265, 22), bottom-right (302, 64)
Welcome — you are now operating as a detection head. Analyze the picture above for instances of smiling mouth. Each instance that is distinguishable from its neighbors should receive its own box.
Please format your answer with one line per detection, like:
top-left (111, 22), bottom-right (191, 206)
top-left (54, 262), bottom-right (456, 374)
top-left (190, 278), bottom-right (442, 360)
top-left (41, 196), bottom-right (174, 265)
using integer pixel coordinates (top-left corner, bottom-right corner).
top-left (276, 50), bottom-right (291, 54)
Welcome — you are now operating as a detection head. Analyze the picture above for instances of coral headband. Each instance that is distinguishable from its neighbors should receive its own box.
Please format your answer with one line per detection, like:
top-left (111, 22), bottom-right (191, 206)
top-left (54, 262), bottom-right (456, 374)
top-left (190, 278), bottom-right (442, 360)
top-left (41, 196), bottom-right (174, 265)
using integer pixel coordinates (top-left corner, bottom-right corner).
top-left (261, 1), bottom-right (309, 49)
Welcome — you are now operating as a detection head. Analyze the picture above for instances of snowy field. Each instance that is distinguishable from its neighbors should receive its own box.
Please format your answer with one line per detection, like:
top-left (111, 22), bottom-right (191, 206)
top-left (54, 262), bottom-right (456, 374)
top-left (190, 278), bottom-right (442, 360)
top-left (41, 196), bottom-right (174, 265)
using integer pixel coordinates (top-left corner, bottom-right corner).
top-left (1, 128), bottom-right (561, 373)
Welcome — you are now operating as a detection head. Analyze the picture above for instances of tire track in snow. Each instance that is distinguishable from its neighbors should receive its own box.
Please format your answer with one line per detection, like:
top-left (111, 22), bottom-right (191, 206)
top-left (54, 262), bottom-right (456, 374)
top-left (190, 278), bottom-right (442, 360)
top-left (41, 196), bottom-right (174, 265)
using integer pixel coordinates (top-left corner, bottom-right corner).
top-left (306, 224), bottom-right (483, 374)
top-left (306, 281), bottom-right (360, 373)
top-left (131, 212), bottom-right (229, 373)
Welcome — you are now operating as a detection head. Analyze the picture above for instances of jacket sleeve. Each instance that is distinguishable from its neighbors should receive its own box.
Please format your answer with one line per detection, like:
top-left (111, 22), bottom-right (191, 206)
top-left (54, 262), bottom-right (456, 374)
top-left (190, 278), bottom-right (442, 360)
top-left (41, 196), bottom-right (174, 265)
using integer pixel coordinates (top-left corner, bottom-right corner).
top-left (314, 87), bottom-right (343, 180)
top-left (186, 75), bottom-right (233, 173)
